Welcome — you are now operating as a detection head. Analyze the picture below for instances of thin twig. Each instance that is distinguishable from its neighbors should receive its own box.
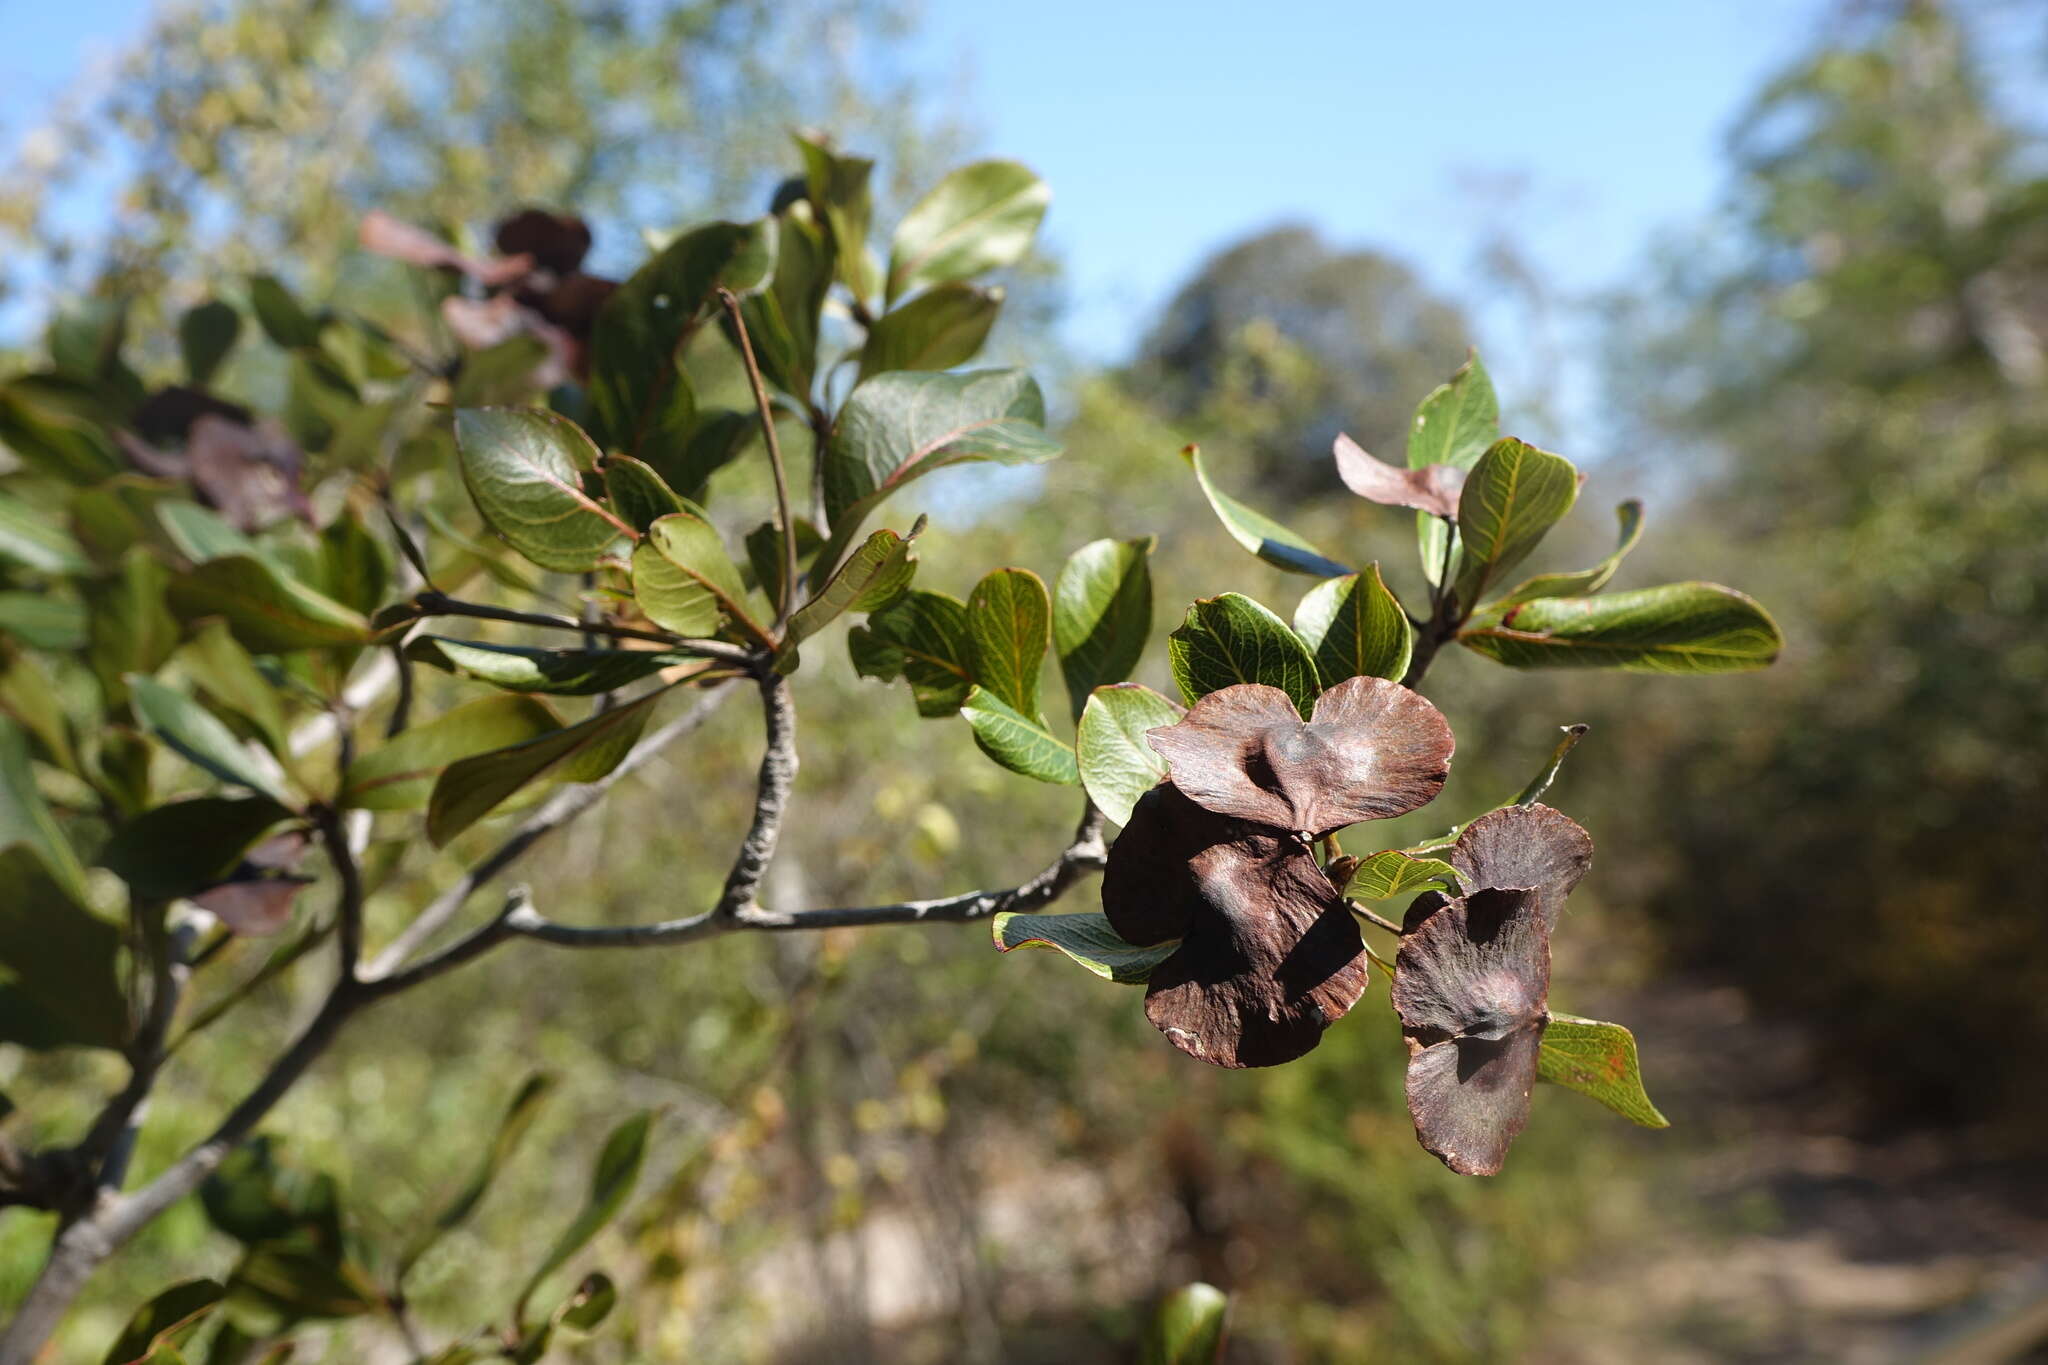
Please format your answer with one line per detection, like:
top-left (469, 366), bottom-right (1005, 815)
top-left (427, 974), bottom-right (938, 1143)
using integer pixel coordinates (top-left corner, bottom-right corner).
top-left (315, 806), bottom-right (367, 981)
top-left (411, 591), bottom-right (753, 664)
top-left (1348, 901), bottom-right (1407, 937)
top-left (499, 804), bottom-right (1108, 951)
top-left (717, 287), bottom-right (799, 628)
top-left (361, 682), bottom-right (739, 979)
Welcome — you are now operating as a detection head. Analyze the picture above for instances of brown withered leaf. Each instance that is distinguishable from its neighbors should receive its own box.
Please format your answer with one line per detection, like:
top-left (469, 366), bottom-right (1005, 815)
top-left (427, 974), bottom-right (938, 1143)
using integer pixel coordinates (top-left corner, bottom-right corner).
top-left (187, 415), bottom-right (312, 532)
top-left (1445, 803), bottom-right (1592, 931)
top-left (1393, 885), bottom-right (1551, 1175)
top-left (192, 876), bottom-right (313, 936)
top-left (1145, 676), bottom-right (1453, 837)
top-left (359, 210), bottom-right (533, 286)
top-left (495, 209), bottom-right (594, 276)
top-left (1333, 433), bottom-right (1465, 518)
top-left (133, 387), bottom-right (253, 444)
top-left (1103, 785), bottom-right (1369, 1068)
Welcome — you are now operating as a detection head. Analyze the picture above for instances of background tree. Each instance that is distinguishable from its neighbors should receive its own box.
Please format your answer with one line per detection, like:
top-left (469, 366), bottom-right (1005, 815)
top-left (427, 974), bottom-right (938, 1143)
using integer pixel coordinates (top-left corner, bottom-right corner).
top-left (1125, 226), bottom-right (1473, 497)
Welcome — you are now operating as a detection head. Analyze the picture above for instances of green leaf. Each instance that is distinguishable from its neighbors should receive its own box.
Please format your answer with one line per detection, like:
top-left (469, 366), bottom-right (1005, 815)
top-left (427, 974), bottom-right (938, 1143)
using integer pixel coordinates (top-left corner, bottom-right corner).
top-left (400, 1072), bottom-right (556, 1280)
top-left (1343, 851), bottom-right (1461, 900)
top-left (603, 454), bottom-right (695, 536)
top-left (408, 638), bottom-right (694, 697)
top-left (631, 512), bottom-right (771, 646)
top-left (1452, 437), bottom-right (1580, 608)
top-left (128, 675), bottom-right (292, 804)
top-left (1538, 1014), bottom-right (1670, 1128)
top-left (859, 283), bottom-right (1002, 380)
top-left (315, 509), bottom-right (391, 616)
top-left (1292, 565), bottom-right (1412, 684)
top-left (818, 368), bottom-right (1060, 576)
top-left (1490, 500), bottom-right (1645, 609)
top-left (960, 686), bottom-right (1077, 785)
top-left (1182, 444), bottom-right (1350, 578)
top-left (778, 524), bottom-right (918, 666)
top-left (991, 910), bottom-right (1174, 983)
top-left (87, 548), bottom-right (179, 700)
top-left (342, 694), bottom-right (558, 811)
top-left (1459, 582), bottom-right (1784, 673)
top-left (515, 1111), bottom-right (652, 1329)
top-left (0, 844), bottom-right (127, 1050)
top-left (0, 383), bottom-right (123, 485)
top-left (590, 219), bottom-right (774, 457)
top-left (100, 796), bottom-right (292, 900)
top-left (1167, 593), bottom-right (1319, 716)
top-left (450, 336), bottom-right (550, 408)
top-left (966, 567), bottom-right (1050, 715)
top-left (795, 131), bottom-right (879, 302)
top-left (178, 301), bottom-right (242, 389)
top-left (227, 1246), bottom-right (379, 1321)
top-left (102, 1278), bottom-right (226, 1365)
top-left (886, 159), bottom-right (1049, 305)
top-left (1143, 1283), bottom-right (1230, 1365)
top-left (744, 516), bottom-right (824, 608)
top-left (158, 500), bottom-right (261, 565)
top-left (166, 555), bottom-right (372, 653)
top-left (0, 593), bottom-right (87, 652)
top-left (735, 205), bottom-right (831, 401)
top-left (247, 275), bottom-right (324, 349)
top-left (848, 589), bottom-right (975, 717)
top-left (454, 407), bottom-right (631, 575)
top-left (1411, 353), bottom-right (1501, 586)
top-left (427, 688), bottom-right (664, 845)
top-left (0, 489), bottom-right (89, 574)
top-left (0, 716), bottom-right (91, 902)
top-left (1074, 683), bottom-right (1182, 826)
top-left (177, 621), bottom-right (290, 756)
top-left (1052, 537), bottom-right (1153, 720)
top-left (0, 652), bottom-right (78, 777)
top-left (511, 1273), bottom-right (617, 1365)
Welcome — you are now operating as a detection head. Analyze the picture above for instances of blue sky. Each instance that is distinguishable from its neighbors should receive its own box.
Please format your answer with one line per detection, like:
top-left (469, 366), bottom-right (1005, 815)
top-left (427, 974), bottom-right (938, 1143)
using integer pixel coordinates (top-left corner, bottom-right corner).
top-left (7, 0), bottom-right (1829, 371)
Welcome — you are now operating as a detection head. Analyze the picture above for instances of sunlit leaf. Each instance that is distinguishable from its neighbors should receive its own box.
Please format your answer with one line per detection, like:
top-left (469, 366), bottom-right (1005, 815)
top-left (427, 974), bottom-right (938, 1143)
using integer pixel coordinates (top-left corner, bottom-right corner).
top-left (859, 282), bottom-right (1002, 379)
top-left (1538, 1014), bottom-right (1670, 1128)
top-left (1074, 683), bottom-right (1181, 826)
top-left (966, 567), bottom-right (1050, 716)
top-left (1292, 565), bottom-right (1411, 684)
top-left (1167, 593), bottom-right (1319, 716)
top-left (408, 638), bottom-right (696, 697)
top-left (992, 910), bottom-right (1174, 983)
top-left (455, 407), bottom-right (631, 574)
top-left (886, 159), bottom-right (1048, 305)
top-left (1143, 1283), bottom-right (1230, 1365)
top-left (1490, 500), bottom-right (1645, 608)
top-left (1052, 536), bottom-right (1153, 720)
top-left (1182, 444), bottom-right (1350, 578)
top-left (960, 686), bottom-right (1077, 785)
top-left (1459, 582), bottom-right (1783, 673)
top-left (127, 675), bottom-right (293, 805)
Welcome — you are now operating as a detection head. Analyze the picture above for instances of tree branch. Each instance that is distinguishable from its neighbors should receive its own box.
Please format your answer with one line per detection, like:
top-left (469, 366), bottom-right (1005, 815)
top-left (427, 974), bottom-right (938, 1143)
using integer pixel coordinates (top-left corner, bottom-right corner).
top-left (410, 591), bottom-right (757, 666)
top-left (717, 288), bottom-right (799, 627)
top-left (715, 671), bottom-right (796, 921)
top-left (363, 681), bottom-right (739, 979)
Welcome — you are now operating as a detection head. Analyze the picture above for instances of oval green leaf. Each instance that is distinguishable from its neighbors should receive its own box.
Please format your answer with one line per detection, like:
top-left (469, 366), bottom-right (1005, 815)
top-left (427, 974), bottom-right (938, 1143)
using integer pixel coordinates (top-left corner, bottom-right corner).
top-left (1167, 593), bottom-right (1320, 716)
top-left (858, 282), bottom-right (1002, 380)
top-left (966, 567), bottom-right (1049, 716)
top-left (1074, 683), bottom-right (1182, 827)
top-left (1052, 536), bottom-right (1153, 720)
top-left (408, 638), bottom-right (695, 697)
top-left (1459, 582), bottom-right (1783, 674)
top-left (886, 159), bottom-right (1049, 305)
top-left (960, 685), bottom-right (1077, 785)
top-left (1292, 564), bottom-right (1412, 684)
top-left (1452, 437), bottom-right (1581, 607)
top-left (847, 589), bottom-right (975, 717)
top-left (426, 688), bottom-right (664, 846)
top-left (342, 694), bottom-right (558, 811)
top-left (455, 407), bottom-right (631, 574)
top-left (631, 511), bottom-right (770, 647)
